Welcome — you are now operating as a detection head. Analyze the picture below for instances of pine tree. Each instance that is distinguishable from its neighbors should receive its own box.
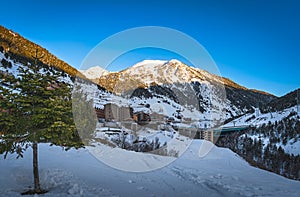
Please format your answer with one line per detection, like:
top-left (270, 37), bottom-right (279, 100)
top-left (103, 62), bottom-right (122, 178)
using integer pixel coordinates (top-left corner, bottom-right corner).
top-left (0, 50), bottom-right (83, 195)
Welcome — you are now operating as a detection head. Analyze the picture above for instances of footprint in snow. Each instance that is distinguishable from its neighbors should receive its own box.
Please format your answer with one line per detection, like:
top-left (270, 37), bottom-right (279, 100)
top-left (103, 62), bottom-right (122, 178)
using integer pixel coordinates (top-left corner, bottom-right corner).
top-left (128, 180), bottom-right (135, 184)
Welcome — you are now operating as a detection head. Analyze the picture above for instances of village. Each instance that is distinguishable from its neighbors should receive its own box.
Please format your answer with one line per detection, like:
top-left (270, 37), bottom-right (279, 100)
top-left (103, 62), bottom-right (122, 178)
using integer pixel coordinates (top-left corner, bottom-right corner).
top-left (92, 101), bottom-right (219, 151)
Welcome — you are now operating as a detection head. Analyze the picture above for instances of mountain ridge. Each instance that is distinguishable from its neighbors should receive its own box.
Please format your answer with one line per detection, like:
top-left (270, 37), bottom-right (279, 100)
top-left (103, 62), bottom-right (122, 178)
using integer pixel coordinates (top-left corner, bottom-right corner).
top-left (79, 59), bottom-right (277, 120)
top-left (0, 24), bottom-right (276, 99)
top-left (261, 88), bottom-right (300, 113)
top-left (79, 66), bottom-right (110, 79)
top-left (81, 59), bottom-right (275, 98)
top-left (0, 25), bottom-right (84, 78)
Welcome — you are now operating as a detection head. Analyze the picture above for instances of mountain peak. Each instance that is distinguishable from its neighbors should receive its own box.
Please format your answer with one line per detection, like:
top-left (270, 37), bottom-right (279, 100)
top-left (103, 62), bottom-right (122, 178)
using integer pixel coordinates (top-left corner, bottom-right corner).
top-left (80, 66), bottom-right (109, 79)
top-left (168, 59), bottom-right (182, 64)
top-left (79, 58), bottom-right (275, 102)
top-left (131, 59), bottom-right (168, 68)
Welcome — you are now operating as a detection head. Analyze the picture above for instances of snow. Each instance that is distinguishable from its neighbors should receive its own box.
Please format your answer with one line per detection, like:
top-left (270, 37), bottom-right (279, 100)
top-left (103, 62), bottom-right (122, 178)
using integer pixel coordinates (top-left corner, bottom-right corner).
top-left (0, 51), bottom-right (73, 85)
top-left (73, 81), bottom-right (129, 110)
top-left (79, 66), bottom-right (110, 79)
top-left (130, 96), bottom-right (200, 120)
top-left (224, 106), bottom-right (298, 128)
top-left (283, 139), bottom-right (300, 155)
top-left (0, 140), bottom-right (299, 197)
top-left (240, 134), bottom-right (300, 156)
top-left (2, 54), bottom-right (300, 196)
top-left (168, 59), bottom-right (182, 64)
top-left (79, 59), bottom-right (225, 90)
top-left (123, 59), bottom-right (212, 85)
top-left (74, 59), bottom-right (232, 126)
top-left (228, 106), bottom-right (300, 156)
top-left (0, 52), bottom-right (23, 78)
top-left (241, 134), bottom-right (270, 149)
top-left (87, 142), bottom-right (176, 172)
top-left (131, 59), bottom-right (167, 69)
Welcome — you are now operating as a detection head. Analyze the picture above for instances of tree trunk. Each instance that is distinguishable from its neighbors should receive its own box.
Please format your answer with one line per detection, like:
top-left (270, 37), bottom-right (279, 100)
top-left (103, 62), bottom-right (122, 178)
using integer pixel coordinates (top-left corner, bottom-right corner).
top-left (33, 142), bottom-right (42, 193)
top-left (22, 142), bottom-right (47, 195)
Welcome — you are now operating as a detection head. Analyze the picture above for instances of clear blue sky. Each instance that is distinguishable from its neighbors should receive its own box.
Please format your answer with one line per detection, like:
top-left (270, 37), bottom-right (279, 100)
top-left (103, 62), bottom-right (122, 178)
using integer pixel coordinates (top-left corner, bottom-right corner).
top-left (1, 0), bottom-right (299, 96)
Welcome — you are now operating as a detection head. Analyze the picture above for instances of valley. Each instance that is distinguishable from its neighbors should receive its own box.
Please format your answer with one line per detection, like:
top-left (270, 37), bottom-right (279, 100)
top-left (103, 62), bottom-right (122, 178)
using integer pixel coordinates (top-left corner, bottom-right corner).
top-left (0, 25), bottom-right (299, 196)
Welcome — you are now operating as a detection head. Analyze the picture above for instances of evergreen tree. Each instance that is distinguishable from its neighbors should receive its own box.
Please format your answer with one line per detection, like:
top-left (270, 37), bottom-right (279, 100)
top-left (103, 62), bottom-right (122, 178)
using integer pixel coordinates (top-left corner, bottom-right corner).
top-left (0, 50), bottom-right (83, 194)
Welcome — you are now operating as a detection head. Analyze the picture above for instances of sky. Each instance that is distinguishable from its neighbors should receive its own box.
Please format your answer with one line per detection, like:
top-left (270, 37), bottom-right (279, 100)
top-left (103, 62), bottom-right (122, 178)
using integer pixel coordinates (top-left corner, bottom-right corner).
top-left (106, 48), bottom-right (193, 72)
top-left (0, 0), bottom-right (299, 96)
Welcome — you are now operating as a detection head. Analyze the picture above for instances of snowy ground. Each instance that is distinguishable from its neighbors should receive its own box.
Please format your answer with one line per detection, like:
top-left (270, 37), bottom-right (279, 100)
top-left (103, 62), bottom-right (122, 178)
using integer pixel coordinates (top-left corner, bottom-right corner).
top-left (242, 134), bottom-right (300, 156)
top-left (0, 140), bottom-right (299, 197)
top-left (224, 106), bottom-right (298, 128)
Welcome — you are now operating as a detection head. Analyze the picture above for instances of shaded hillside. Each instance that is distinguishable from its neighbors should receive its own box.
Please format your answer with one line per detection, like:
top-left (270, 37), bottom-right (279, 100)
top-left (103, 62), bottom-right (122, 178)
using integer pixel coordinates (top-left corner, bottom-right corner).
top-left (261, 88), bottom-right (300, 113)
top-left (225, 86), bottom-right (276, 114)
top-left (0, 25), bottom-right (84, 78)
top-left (217, 112), bottom-right (300, 180)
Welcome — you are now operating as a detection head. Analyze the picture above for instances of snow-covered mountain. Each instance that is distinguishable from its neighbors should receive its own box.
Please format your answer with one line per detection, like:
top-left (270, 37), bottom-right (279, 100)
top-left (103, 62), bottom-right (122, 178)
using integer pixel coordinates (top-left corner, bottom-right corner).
top-left (92, 59), bottom-right (230, 89)
top-left (122, 59), bottom-right (224, 85)
top-left (81, 59), bottom-right (275, 123)
top-left (80, 66), bottom-right (110, 79)
top-left (81, 59), bottom-right (261, 92)
top-left (131, 59), bottom-right (168, 69)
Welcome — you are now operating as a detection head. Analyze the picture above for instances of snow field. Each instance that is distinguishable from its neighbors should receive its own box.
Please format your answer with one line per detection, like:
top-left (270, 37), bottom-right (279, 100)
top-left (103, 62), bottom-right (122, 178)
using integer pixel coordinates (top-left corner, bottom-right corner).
top-left (1, 141), bottom-right (299, 197)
